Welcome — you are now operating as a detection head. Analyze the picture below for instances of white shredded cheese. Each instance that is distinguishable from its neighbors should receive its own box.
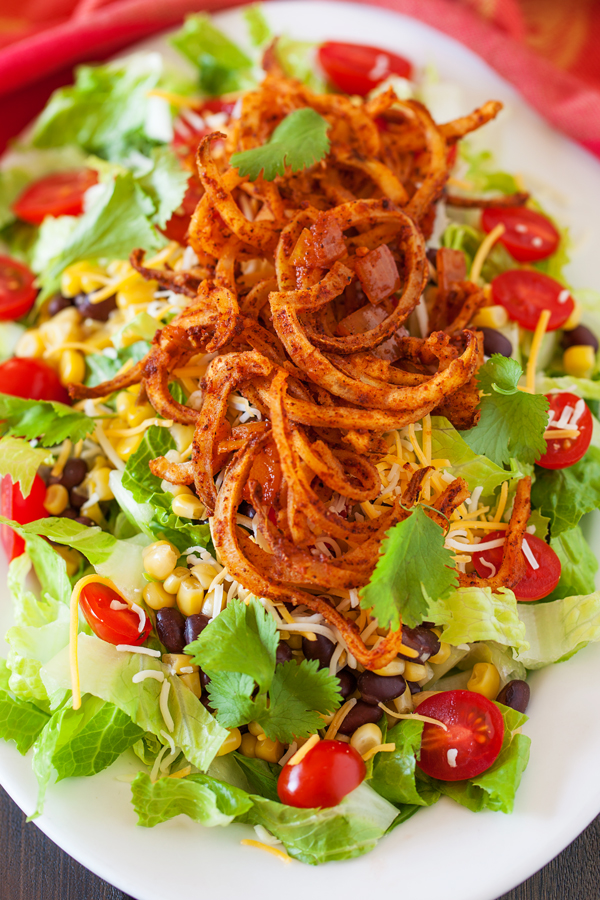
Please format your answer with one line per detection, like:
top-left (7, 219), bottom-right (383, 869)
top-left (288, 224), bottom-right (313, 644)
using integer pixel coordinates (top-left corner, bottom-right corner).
top-left (132, 670), bottom-right (165, 684)
top-left (479, 558), bottom-right (497, 578)
top-left (110, 600), bottom-right (129, 611)
top-left (131, 602), bottom-right (147, 634)
top-left (254, 825), bottom-right (282, 846)
top-left (522, 537), bottom-right (540, 570)
top-left (116, 645), bottom-right (161, 657)
top-left (179, 666), bottom-right (194, 675)
top-left (558, 289), bottom-right (571, 304)
top-left (160, 680), bottom-right (175, 733)
top-left (447, 748), bottom-right (458, 768)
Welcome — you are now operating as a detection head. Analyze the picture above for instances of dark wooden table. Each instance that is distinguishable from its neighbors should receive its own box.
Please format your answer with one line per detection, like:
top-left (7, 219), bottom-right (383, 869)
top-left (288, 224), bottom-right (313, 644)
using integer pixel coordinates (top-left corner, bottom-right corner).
top-left (1, 785), bottom-right (599, 899)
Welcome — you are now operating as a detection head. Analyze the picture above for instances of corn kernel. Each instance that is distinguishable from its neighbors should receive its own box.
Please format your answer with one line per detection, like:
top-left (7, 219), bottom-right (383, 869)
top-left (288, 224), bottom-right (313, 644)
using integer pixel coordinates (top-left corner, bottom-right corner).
top-left (116, 391), bottom-right (134, 417)
top-left (61, 262), bottom-right (104, 298)
top-left (44, 484), bottom-right (69, 515)
top-left (115, 276), bottom-right (158, 309)
top-left (240, 733), bottom-right (258, 758)
top-left (216, 727), bottom-right (242, 757)
top-left (190, 562), bottom-right (219, 589)
top-left (126, 402), bottom-right (154, 428)
top-left (467, 662), bottom-right (500, 700)
top-left (15, 329), bottom-right (45, 359)
top-left (59, 349), bottom-right (86, 386)
top-left (162, 654), bottom-right (198, 675)
top-left (472, 304), bottom-right (509, 329)
top-left (373, 659), bottom-right (405, 677)
top-left (115, 432), bottom-right (144, 461)
top-left (254, 736), bottom-right (283, 763)
top-left (563, 300), bottom-right (582, 331)
top-left (88, 466), bottom-right (113, 502)
top-left (163, 566), bottom-right (191, 594)
top-left (177, 576), bottom-right (205, 616)
top-left (429, 642), bottom-right (452, 665)
top-left (39, 306), bottom-right (81, 346)
top-left (350, 723), bottom-right (382, 756)
top-left (287, 634), bottom-right (302, 650)
top-left (404, 661), bottom-right (428, 682)
top-left (142, 540), bottom-right (179, 581)
top-left (171, 494), bottom-right (205, 520)
top-left (171, 424), bottom-right (194, 452)
top-left (393, 686), bottom-right (414, 714)
top-left (563, 344), bottom-right (595, 379)
top-left (248, 721), bottom-right (266, 739)
top-left (179, 671), bottom-right (202, 697)
top-left (161, 479), bottom-right (193, 498)
top-left (53, 544), bottom-right (82, 577)
top-left (143, 581), bottom-right (177, 610)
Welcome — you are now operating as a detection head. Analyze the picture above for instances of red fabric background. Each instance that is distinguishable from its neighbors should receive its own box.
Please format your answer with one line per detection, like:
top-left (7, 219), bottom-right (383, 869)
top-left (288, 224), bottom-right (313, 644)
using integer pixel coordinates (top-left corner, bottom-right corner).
top-left (0, 0), bottom-right (598, 157)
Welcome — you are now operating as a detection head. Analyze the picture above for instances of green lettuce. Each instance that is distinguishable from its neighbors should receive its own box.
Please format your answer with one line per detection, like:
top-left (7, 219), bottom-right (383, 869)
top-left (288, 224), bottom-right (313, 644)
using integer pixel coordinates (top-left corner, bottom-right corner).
top-left (428, 586), bottom-right (529, 653)
top-left (531, 446), bottom-right (600, 535)
top-left (243, 5), bottom-right (272, 47)
top-left (171, 14), bottom-right (254, 96)
top-left (440, 222), bottom-right (513, 281)
top-left (0, 658), bottom-right (50, 754)
top-left (275, 37), bottom-right (327, 92)
top-left (516, 590), bottom-right (600, 668)
top-left (431, 416), bottom-right (520, 499)
top-left (545, 526), bottom-right (598, 602)
top-left (535, 374), bottom-right (600, 400)
top-left (460, 145), bottom-right (520, 196)
top-left (369, 718), bottom-right (440, 808)
top-left (131, 771), bottom-right (253, 828)
top-left (85, 341), bottom-right (150, 387)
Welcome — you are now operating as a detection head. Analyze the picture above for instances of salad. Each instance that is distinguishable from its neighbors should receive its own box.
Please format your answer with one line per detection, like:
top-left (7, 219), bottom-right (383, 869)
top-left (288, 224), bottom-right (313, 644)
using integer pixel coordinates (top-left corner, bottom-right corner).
top-left (1, 6), bottom-right (600, 867)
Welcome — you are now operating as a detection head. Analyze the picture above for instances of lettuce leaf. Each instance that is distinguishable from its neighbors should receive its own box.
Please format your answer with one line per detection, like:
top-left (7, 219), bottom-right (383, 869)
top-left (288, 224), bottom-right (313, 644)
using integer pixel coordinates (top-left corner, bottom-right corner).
top-left (428, 586), bottom-right (529, 652)
top-left (131, 770), bottom-right (253, 828)
top-left (535, 374), bottom-right (600, 401)
top-left (431, 416), bottom-right (520, 499)
top-left (85, 341), bottom-right (150, 387)
top-left (531, 446), bottom-right (600, 535)
top-left (243, 5), bottom-right (272, 47)
top-left (0, 658), bottom-right (50, 754)
top-left (516, 590), bottom-right (600, 668)
top-left (545, 526), bottom-right (598, 602)
top-left (369, 718), bottom-right (440, 807)
top-left (459, 145), bottom-right (520, 195)
top-left (170, 14), bottom-right (254, 96)
top-left (275, 37), bottom-right (327, 92)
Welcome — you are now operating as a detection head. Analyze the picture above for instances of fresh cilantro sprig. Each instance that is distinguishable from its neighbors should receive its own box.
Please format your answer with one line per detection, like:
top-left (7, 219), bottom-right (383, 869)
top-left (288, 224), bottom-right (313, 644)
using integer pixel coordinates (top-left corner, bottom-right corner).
top-left (230, 108), bottom-right (331, 182)
top-left (0, 394), bottom-right (95, 447)
top-left (461, 356), bottom-right (549, 467)
top-left (185, 598), bottom-right (342, 742)
top-left (360, 506), bottom-right (457, 630)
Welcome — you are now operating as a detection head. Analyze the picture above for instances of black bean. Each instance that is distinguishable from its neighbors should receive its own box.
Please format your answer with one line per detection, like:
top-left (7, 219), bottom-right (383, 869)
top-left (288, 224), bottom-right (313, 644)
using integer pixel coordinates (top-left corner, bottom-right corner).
top-left (302, 633), bottom-right (335, 668)
top-left (47, 294), bottom-right (73, 317)
top-left (238, 500), bottom-right (256, 519)
top-left (337, 700), bottom-right (383, 735)
top-left (155, 607), bottom-right (186, 654)
top-left (480, 326), bottom-right (513, 358)
top-left (496, 679), bottom-right (530, 713)
top-left (60, 458), bottom-right (88, 489)
top-left (184, 613), bottom-right (210, 646)
top-left (276, 641), bottom-right (293, 665)
top-left (59, 508), bottom-right (78, 520)
top-left (407, 681), bottom-right (422, 694)
top-left (357, 670), bottom-right (406, 706)
top-left (70, 486), bottom-right (87, 509)
top-left (399, 625), bottom-right (440, 663)
top-left (562, 324), bottom-right (599, 353)
top-left (200, 693), bottom-right (214, 713)
top-left (426, 247), bottom-right (438, 268)
top-left (199, 669), bottom-right (211, 689)
top-left (75, 516), bottom-right (95, 527)
top-left (336, 667), bottom-right (356, 699)
top-left (74, 291), bottom-right (117, 321)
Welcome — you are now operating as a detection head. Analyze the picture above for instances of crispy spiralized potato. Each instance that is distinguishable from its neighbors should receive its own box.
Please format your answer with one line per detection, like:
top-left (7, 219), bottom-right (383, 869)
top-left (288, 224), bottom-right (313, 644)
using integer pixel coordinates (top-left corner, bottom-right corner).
top-left (67, 70), bottom-right (531, 670)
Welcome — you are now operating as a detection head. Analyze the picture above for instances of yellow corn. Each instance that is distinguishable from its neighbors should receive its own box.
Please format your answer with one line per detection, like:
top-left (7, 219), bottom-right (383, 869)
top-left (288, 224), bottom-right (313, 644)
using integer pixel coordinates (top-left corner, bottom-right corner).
top-left (88, 466), bottom-right (113, 502)
top-left (350, 723), bottom-right (382, 756)
top-left (179, 671), bottom-right (202, 698)
top-left (563, 344), bottom-right (595, 378)
top-left (163, 566), bottom-right (191, 595)
top-left (216, 728), bottom-right (242, 757)
top-left (287, 634), bottom-right (302, 650)
top-left (61, 261), bottom-right (106, 297)
top-left (467, 662), bottom-right (500, 700)
top-left (176, 576), bottom-right (205, 616)
top-left (373, 659), bottom-right (405, 677)
top-left (563, 300), bottom-right (582, 331)
top-left (162, 654), bottom-right (198, 675)
top-left (248, 721), bottom-right (266, 739)
top-left (404, 661), bottom-right (428, 682)
top-left (190, 562), bottom-right (219, 589)
top-left (255, 736), bottom-right (284, 763)
top-left (115, 432), bottom-right (144, 461)
top-left (116, 391), bottom-right (135, 417)
top-left (171, 494), bottom-right (205, 520)
top-left (240, 733), bottom-right (258, 758)
top-left (40, 307), bottom-right (80, 346)
top-left (44, 484), bottom-right (69, 515)
top-left (171, 424), bottom-right (195, 453)
top-left (429, 642), bottom-right (452, 666)
top-left (143, 581), bottom-right (177, 610)
top-left (58, 349), bottom-right (86, 386)
top-left (142, 540), bottom-right (179, 581)
top-left (115, 276), bottom-right (158, 309)
top-left (126, 402), bottom-right (154, 428)
top-left (472, 304), bottom-right (509, 329)
top-left (53, 544), bottom-right (82, 577)
top-left (15, 329), bottom-right (45, 359)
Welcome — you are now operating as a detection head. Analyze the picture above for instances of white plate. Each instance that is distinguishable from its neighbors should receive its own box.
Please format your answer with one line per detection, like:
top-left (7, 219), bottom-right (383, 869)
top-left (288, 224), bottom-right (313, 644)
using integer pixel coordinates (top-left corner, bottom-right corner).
top-left (2, 2), bottom-right (600, 898)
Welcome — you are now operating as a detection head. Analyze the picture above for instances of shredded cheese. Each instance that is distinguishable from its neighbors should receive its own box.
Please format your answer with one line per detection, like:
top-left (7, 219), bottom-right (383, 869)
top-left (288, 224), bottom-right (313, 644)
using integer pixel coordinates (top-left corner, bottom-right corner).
top-left (378, 703), bottom-right (448, 730)
top-left (470, 223), bottom-right (505, 284)
top-left (168, 765), bottom-right (192, 779)
top-left (493, 480), bottom-right (509, 523)
top-left (132, 670), bottom-right (164, 684)
top-left (240, 840), bottom-right (291, 863)
top-left (287, 733), bottom-right (320, 765)
top-left (50, 439), bottom-right (72, 478)
top-left (361, 742), bottom-right (395, 762)
top-left (116, 645), bottom-right (162, 657)
top-left (325, 698), bottom-right (357, 740)
top-left (160, 680), bottom-right (175, 733)
top-left (526, 308), bottom-right (551, 393)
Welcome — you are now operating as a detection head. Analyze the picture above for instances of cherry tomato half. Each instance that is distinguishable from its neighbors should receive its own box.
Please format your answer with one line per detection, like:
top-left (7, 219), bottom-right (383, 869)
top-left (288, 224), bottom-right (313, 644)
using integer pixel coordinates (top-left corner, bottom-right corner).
top-left (491, 269), bottom-right (574, 331)
top-left (12, 169), bottom-right (98, 225)
top-left (277, 739), bottom-right (366, 808)
top-left (0, 357), bottom-right (70, 403)
top-left (79, 582), bottom-right (152, 646)
top-left (472, 530), bottom-right (561, 601)
top-left (318, 41), bottom-right (412, 96)
top-left (537, 392), bottom-right (592, 469)
top-left (481, 207), bottom-right (560, 263)
top-left (1, 474), bottom-right (47, 560)
top-left (162, 176), bottom-right (204, 245)
top-left (416, 690), bottom-right (504, 782)
top-left (0, 256), bottom-right (37, 320)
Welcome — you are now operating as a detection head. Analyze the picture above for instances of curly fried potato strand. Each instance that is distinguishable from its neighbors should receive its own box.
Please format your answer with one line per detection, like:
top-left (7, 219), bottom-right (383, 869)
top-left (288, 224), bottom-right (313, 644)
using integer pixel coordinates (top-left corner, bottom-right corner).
top-left (70, 72), bottom-right (530, 670)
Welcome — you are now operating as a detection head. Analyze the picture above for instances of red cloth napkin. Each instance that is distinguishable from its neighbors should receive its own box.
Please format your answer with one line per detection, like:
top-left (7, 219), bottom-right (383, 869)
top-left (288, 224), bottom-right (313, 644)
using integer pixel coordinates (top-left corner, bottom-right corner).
top-left (0, 0), bottom-right (599, 157)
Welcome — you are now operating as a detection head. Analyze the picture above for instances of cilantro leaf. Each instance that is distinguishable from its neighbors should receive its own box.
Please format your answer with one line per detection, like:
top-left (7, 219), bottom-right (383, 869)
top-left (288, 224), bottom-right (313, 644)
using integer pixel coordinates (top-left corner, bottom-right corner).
top-left (185, 597), bottom-right (278, 693)
top-left (230, 109), bottom-right (330, 182)
top-left (256, 659), bottom-right (341, 743)
top-left (206, 672), bottom-right (267, 729)
top-left (0, 437), bottom-right (51, 497)
top-left (0, 394), bottom-right (95, 447)
top-left (170, 14), bottom-right (253, 96)
top-left (361, 506), bottom-right (457, 630)
top-left (461, 355), bottom-right (549, 467)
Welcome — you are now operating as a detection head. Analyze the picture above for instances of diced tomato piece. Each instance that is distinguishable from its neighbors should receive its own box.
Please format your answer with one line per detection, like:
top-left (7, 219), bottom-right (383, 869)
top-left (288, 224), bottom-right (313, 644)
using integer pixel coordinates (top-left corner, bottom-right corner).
top-left (355, 245), bottom-right (400, 304)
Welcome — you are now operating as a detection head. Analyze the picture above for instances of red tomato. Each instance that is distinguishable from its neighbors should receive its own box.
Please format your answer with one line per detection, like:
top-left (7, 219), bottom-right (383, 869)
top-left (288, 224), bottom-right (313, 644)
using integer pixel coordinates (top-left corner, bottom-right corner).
top-left (491, 269), bottom-right (574, 331)
top-left (537, 392), bottom-right (592, 469)
top-left (0, 474), bottom-right (47, 560)
top-left (472, 530), bottom-right (561, 601)
top-left (12, 169), bottom-right (98, 225)
top-left (277, 739), bottom-right (365, 808)
top-left (481, 207), bottom-right (559, 263)
top-left (79, 582), bottom-right (152, 646)
top-left (242, 439), bottom-right (282, 506)
top-left (0, 256), bottom-right (37, 320)
top-left (416, 690), bottom-right (504, 782)
top-left (0, 357), bottom-right (70, 403)
top-left (162, 176), bottom-right (204, 245)
top-left (318, 41), bottom-right (412, 96)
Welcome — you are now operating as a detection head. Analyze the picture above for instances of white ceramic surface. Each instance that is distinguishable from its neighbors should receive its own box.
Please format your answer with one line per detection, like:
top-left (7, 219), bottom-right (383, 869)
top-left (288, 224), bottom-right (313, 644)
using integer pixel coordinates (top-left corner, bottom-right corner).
top-left (2, 3), bottom-right (600, 899)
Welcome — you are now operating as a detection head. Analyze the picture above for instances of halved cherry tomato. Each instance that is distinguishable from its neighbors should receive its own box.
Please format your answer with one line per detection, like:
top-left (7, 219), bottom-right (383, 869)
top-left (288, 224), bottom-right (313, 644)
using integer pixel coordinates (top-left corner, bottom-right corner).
top-left (1, 474), bottom-right (48, 560)
top-left (0, 357), bottom-right (70, 403)
top-left (537, 392), bottom-right (592, 469)
top-left (79, 581), bottom-right (152, 646)
top-left (277, 739), bottom-right (365, 808)
top-left (162, 176), bottom-right (204, 245)
top-left (481, 207), bottom-right (560, 263)
top-left (416, 690), bottom-right (504, 782)
top-left (491, 269), bottom-right (574, 331)
top-left (12, 169), bottom-right (98, 225)
top-left (0, 256), bottom-right (37, 320)
top-left (472, 530), bottom-right (561, 601)
top-left (318, 41), bottom-right (412, 96)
